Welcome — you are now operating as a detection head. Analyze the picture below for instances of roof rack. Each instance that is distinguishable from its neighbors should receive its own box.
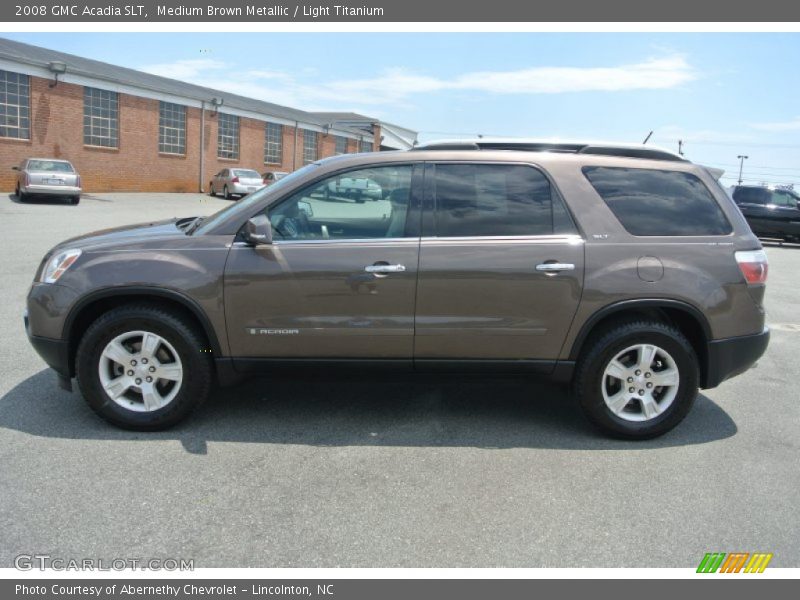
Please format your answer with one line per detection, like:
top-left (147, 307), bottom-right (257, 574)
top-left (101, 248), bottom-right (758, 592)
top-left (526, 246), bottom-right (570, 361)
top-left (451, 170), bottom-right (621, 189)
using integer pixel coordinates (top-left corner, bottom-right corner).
top-left (411, 140), bottom-right (688, 162)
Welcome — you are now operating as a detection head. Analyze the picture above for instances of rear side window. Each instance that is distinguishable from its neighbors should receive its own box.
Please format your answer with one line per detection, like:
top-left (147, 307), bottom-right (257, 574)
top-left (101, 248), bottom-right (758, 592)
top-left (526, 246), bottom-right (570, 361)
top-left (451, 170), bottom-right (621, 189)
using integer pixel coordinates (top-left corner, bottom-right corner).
top-left (583, 167), bottom-right (732, 236)
top-left (433, 163), bottom-right (576, 237)
top-left (732, 187), bottom-right (770, 205)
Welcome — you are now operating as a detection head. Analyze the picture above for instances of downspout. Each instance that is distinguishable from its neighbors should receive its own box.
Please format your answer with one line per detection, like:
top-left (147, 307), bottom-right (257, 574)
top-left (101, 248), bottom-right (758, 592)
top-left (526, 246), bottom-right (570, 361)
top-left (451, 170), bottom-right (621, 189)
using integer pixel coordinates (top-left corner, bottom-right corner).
top-left (199, 101), bottom-right (206, 192)
top-left (292, 121), bottom-right (299, 171)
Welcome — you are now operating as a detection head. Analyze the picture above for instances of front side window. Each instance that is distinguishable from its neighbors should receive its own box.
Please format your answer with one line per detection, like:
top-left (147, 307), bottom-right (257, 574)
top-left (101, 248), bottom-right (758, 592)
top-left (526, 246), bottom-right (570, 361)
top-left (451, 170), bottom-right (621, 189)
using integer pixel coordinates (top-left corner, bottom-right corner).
top-left (264, 122), bottom-right (282, 164)
top-left (771, 190), bottom-right (799, 208)
top-left (584, 167), bottom-right (732, 236)
top-left (217, 113), bottom-right (239, 159)
top-left (158, 101), bottom-right (186, 154)
top-left (0, 69), bottom-right (30, 140)
top-left (83, 87), bottom-right (118, 148)
top-left (268, 165), bottom-right (414, 240)
top-left (433, 163), bottom-right (574, 237)
top-left (303, 130), bottom-right (318, 164)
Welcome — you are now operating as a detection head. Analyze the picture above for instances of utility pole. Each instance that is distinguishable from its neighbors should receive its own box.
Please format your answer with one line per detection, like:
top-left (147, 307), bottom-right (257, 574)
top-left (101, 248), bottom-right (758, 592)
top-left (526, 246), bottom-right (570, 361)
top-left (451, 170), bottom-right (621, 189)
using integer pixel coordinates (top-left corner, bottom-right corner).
top-left (678, 140), bottom-right (684, 156)
top-left (737, 155), bottom-right (749, 185)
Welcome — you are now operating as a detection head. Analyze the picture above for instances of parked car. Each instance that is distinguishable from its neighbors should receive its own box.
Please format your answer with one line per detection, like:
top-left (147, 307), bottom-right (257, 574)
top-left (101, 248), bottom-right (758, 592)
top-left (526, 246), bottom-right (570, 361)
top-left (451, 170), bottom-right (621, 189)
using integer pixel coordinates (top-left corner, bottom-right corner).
top-left (325, 175), bottom-right (384, 203)
top-left (209, 168), bottom-right (265, 199)
top-left (13, 158), bottom-right (81, 205)
top-left (729, 184), bottom-right (800, 243)
top-left (262, 171), bottom-right (289, 186)
top-left (26, 140), bottom-right (769, 438)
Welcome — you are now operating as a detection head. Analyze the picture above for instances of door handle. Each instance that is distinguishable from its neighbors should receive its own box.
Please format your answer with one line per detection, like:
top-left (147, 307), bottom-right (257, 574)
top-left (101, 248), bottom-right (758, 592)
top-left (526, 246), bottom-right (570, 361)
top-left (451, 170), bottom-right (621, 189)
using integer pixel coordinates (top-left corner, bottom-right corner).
top-left (536, 262), bottom-right (575, 272)
top-left (365, 263), bottom-right (406, 274)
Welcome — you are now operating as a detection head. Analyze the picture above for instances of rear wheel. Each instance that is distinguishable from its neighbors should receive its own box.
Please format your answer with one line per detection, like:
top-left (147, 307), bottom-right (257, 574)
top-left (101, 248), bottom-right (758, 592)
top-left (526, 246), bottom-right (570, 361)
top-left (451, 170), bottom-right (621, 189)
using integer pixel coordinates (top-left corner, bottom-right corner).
top-left (76, 304), bottom-right (212, 430)
top-left (15, 184), bottom-right (27, 202)
top-left (223, 185), bottom-right (231, 200)
top-left (573, 320), bottom-right (699, 439)
top-left (69, 195), bottom-right (80, 205)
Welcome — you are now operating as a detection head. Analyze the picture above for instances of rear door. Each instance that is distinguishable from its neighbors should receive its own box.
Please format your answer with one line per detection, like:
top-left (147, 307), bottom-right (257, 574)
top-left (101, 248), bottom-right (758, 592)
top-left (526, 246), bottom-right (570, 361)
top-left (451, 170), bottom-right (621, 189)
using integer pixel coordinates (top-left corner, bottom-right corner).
top-left (224, 162), bottom-right (422, 360)
top-left (414, 162), bottom-right (584, 368)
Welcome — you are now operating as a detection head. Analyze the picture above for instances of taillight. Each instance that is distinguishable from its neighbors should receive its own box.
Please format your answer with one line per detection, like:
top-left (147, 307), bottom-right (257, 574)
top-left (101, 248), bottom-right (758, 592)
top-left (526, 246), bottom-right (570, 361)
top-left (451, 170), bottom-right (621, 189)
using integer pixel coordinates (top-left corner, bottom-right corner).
top-left (231, 176), bottom-right (240, 183)
top-left (735, 250), bottom-right (768, 284)
top-left (24, 173), bottom-right (30, 186)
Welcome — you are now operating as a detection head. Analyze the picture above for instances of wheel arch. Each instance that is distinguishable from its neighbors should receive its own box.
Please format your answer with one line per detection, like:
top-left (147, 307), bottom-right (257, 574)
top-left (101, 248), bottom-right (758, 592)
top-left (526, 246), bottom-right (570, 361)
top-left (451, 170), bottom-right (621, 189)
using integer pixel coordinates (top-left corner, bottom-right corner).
top-left (568, 299), bottom-right (712, 384)
top-left (64, 287), bottom-right (222, 377)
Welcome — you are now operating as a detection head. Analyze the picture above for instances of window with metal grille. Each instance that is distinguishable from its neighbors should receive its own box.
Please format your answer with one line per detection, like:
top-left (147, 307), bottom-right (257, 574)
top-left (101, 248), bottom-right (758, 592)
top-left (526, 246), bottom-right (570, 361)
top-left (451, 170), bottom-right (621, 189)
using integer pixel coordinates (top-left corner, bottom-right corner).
top-left (217, 112), bottom-right (239, 159)
top-left (0, 70), bottom-right (30, 140)
top-left (303, 130), bottom-right (318, 164)
top-left (335, 136), bottom-right (348, 155)
top-left (158, 101), bottom-right (186, 154)
top-left (264, 122), bottom-right (283, 164)
top-left (360, 140), bottom-right (372, 153)
top-left (84, 87), bottom-right (118, 148)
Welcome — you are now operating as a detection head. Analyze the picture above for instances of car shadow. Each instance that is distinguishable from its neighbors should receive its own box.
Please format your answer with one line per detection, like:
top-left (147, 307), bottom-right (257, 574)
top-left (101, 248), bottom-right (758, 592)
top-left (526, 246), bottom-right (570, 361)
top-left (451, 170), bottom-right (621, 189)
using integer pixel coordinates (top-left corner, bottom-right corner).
top-left (0, 369), bottom-right (737, 455)
top-left (6, 193), bottom-right (79, 205)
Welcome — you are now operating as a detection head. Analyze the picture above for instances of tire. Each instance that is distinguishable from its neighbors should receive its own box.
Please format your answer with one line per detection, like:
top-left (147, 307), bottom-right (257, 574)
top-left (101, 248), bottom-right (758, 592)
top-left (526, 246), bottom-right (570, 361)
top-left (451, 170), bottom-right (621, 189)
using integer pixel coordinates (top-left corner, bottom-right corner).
top-left (70, 195), bottom-right (80, 205)
top-left (209, 183), bottom-right (216, 197)
top-left (223, 185), bottom-right (231, 200)
top-left (573, 320), bottom-right (699, 439)
top-left (76, 304), bottom-right (213, 430)
top-left (16, 184), bottom-right (27, 202)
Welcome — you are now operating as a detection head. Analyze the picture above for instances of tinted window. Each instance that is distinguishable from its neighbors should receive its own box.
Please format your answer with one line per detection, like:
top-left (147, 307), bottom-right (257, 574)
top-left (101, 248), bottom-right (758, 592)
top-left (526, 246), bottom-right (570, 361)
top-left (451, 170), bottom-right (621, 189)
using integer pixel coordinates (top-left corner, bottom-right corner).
top-left (268, 165), bottom-right (414, 240)
top-left (584, 167), bottom-right (732, 236)
top-left (771, 190), bottom-right (799, 208)
top-left (733, 187), bottom-right (771, 205)
top-left (433, 164), bottom-right (574, 237)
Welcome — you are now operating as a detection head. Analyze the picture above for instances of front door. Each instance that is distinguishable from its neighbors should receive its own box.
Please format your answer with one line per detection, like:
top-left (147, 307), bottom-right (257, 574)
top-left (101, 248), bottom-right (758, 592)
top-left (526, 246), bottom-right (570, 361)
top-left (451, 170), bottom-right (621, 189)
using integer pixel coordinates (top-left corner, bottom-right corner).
top-left (414, 162), bottom-right (584, 367)
top-left (224, 163), bottom-right (422, 359)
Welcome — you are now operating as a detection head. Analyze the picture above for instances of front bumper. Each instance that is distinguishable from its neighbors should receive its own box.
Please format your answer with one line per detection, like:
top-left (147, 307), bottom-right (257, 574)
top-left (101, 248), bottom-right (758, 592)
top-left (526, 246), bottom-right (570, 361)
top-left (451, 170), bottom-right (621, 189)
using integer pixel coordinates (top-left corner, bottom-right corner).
top-left (703, 326), bottom-right (770, 389)
top-left (25, 310), bottom-right (72, 390)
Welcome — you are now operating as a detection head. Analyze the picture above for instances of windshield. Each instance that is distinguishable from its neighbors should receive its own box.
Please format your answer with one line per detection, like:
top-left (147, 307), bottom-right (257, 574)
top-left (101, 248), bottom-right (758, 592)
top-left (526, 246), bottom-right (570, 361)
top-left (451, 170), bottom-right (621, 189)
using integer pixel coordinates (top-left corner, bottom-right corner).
top-left (27, 160), bottom-right (74, 172)
top-left (233, 169), bottom-right (261, 178)
top-left (193, 163), bottom-right (321, 235)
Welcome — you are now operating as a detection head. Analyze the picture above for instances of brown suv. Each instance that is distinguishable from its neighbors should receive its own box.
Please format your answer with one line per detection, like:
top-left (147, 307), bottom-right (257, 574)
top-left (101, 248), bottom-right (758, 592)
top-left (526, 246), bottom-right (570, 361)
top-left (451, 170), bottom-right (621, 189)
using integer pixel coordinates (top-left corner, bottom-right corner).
top-left (24, 141), bottom-right (770, 438)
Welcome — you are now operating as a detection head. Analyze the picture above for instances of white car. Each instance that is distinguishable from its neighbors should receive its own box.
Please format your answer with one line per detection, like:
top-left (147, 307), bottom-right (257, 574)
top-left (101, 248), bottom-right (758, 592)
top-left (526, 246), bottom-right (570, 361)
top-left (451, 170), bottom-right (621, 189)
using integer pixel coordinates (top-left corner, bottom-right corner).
top-left (13, 158), bottom-right (82, 205)
top-left (209, 168), bottom-right (265, 199)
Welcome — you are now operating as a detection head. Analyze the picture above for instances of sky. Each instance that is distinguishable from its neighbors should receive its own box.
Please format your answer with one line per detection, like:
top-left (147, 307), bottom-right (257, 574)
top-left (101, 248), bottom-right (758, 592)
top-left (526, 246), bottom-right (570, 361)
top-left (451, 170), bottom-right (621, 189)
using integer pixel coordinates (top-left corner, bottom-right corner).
top-left (3, 32), bottom-right (800, 187)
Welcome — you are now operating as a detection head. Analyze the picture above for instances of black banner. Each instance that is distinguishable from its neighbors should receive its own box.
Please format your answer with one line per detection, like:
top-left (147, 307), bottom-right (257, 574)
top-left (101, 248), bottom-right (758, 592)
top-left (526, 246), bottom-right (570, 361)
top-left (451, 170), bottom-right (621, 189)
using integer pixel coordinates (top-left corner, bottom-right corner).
top-left (3, 0), bottom-right (800, 22)
top-left (3, 579), bottom-right (800, 599)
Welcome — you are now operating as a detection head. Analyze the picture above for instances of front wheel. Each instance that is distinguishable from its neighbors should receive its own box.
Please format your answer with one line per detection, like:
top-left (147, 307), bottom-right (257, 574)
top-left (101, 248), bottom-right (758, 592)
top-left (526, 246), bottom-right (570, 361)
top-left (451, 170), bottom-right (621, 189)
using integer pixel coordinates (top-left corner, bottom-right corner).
top-left (573, 320), bottom-right (699, 439)
top-left (76, 304), bottom-right (212, 430)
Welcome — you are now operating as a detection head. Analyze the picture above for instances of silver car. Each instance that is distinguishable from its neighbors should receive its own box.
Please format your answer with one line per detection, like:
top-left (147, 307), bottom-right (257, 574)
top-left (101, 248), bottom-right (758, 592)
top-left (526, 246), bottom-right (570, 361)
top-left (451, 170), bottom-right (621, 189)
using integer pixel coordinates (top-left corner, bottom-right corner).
top-left (13, 158), bottom-right (82, 205)
top-left (209, 168), bottom-right (265, 199)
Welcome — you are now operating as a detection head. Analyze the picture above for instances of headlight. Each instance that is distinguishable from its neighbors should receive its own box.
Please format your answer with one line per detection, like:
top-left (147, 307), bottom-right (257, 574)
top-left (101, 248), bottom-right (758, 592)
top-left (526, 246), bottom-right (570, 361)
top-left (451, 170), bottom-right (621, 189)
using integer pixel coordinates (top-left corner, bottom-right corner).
top-left (40, 249), bottom-right (82, 284)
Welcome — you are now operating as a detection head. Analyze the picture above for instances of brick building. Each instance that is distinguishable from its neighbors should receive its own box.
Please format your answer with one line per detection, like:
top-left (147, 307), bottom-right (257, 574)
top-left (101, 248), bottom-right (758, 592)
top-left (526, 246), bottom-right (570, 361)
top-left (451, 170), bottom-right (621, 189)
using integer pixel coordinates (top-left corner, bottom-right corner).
top-left (0, 38), bottom-right (416, 193)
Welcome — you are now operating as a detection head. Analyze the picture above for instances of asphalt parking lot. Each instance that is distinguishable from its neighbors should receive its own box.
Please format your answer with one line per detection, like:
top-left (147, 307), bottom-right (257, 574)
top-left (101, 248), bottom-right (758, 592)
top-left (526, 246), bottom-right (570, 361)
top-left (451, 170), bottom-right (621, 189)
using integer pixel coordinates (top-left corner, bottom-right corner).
top-left (1, 191), bottom-right (799, 568)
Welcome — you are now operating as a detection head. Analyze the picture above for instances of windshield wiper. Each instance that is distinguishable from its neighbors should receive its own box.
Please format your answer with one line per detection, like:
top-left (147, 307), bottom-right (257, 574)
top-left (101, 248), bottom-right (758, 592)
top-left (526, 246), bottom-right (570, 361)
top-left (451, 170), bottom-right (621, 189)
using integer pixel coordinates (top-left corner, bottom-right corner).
top-left (184, 216), bottom-right (204, 235)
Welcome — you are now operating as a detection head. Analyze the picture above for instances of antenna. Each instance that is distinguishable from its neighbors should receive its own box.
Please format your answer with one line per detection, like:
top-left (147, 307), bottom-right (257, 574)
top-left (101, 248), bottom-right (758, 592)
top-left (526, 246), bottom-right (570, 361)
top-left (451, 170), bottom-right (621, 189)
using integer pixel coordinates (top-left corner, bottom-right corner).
top-left (642, 131), bottom-right (653, 145)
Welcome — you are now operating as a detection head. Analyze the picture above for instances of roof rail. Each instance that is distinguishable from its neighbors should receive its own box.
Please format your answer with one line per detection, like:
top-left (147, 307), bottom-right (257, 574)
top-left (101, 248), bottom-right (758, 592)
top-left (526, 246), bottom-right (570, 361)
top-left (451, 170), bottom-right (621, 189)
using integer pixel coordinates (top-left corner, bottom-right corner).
top-left (411, 140), bottom-right (688, 162)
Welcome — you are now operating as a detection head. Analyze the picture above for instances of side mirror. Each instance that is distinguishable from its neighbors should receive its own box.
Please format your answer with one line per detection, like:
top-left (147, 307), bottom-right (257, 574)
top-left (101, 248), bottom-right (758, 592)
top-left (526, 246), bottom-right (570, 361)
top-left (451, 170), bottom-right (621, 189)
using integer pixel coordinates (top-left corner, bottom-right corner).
top-left (243, 214), bottom-right (273, 246)
top-left (11, 166), bottom-right (19, 171)
top-left (297, 200), bottom-right (313, 218)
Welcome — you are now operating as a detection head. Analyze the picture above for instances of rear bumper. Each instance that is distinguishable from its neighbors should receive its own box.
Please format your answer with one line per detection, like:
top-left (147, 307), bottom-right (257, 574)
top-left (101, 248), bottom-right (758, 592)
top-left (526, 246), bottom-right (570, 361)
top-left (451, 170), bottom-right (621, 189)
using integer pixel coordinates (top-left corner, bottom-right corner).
top-left (22, 184), bottom-right (81, 196)
top-left (230, 183), bottom-right (265, 195)
top-left (703, 326), bottom-right (770, 389)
